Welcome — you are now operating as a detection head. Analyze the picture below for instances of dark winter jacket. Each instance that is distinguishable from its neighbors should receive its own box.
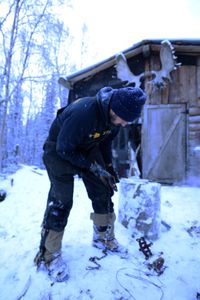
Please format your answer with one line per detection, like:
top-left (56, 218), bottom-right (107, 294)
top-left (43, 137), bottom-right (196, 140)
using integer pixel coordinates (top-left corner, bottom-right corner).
top-left (45, 87), bottom-right (119, 169)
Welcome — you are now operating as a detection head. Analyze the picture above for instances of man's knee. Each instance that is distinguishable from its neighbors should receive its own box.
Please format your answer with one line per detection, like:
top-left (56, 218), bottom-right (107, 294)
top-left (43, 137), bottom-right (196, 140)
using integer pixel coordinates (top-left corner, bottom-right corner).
top-left (91, 197), bottom-right (114, 214)
top-left (43, 199), bottom-right (72, 231)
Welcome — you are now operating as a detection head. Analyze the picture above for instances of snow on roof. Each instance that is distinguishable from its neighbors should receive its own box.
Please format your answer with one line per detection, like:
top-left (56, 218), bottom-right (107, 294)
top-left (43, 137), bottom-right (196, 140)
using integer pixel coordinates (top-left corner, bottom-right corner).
top-left (59, 39), bottom-right (200, 87)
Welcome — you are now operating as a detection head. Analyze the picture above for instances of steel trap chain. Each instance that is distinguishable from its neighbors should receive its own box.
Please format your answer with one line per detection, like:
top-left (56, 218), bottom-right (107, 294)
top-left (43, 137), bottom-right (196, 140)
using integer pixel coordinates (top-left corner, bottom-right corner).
top-left (136, 237), bottom-right (166, 275)
top-left (86, 237), bottom-right (166, 275)
top-left (86, 246), bottom-right (128, 270)
top-left (86, 250), bottom-right (108, 270)
top-left (136, 237), bottom-right (153, 259)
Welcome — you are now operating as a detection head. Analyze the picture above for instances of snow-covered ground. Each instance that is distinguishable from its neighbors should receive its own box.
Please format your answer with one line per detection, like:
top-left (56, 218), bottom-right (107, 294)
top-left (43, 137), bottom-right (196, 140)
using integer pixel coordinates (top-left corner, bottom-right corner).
top-left (0, 165), bottom-right (200, 300)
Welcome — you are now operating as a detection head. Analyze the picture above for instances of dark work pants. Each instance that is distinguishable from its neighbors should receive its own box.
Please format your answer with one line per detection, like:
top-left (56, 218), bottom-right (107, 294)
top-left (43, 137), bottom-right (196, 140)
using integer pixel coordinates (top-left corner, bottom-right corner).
top-left (42, 146), bottom-right (114, 232)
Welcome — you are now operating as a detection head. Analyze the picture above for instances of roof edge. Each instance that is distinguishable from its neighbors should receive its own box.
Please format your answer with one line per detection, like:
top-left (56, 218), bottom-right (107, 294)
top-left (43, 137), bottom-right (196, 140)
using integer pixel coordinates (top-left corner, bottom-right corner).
top-left (59, 38), bottom-right (200, 87)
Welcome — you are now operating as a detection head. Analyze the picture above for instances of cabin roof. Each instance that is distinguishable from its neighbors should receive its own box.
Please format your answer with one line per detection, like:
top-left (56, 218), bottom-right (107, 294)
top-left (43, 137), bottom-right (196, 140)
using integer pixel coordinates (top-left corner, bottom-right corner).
top-left (59, 39), bottom-right (200, 88)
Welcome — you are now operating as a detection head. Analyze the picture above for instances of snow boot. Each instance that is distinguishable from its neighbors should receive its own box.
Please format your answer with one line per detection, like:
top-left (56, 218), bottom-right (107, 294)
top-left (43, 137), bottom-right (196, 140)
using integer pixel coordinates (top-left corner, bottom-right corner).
top-left (44, 251), bottom-right (69, 282)
top-left (90, 212), bottom-right (120, 252)
top-left (34, 229), bottom-right (69, 282)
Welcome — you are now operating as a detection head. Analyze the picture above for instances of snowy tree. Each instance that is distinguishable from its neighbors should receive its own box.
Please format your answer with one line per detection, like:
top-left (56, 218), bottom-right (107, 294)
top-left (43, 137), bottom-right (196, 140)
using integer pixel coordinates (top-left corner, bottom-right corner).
top-left (24, 73), bottom-right (60, 167)
top-left (0, 0), bottom-right (51, 169)
top-left (0, 0), bottom-right (74, 170)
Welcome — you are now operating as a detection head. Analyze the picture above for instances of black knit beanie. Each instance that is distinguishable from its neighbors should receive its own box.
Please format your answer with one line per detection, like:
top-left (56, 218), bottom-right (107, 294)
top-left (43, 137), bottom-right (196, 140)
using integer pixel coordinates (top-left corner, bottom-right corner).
top-left (110, 87), bottom-right (146, 122)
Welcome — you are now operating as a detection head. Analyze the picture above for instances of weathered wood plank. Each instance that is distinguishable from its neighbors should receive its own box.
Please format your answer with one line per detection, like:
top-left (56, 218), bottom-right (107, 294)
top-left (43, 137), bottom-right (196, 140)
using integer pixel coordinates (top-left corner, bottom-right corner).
top-left (197, 57), bottom-right (200, 100)
top-left (169, 68), bottom-right (181, 103)
top-left (179, 66), bottom-right (197, 104)
top-left (148, 56), bottom-right (162, 105)
top-left (189, 115), bottom-right (200, 123)
top-left (189, 107), bottom-right (200, 116)
top-left (151, 44), bottom-right (200, 54)
top-left (189, 123), bottom-right (200, 131)
top-left (189, 131), bottom-right (200, 140)
top-left (169, 66), bottom-right (196, 103)
top-left (188, 66), bottom-right (197, 104)
top-left (161, 85), bottom-right (169, 104)
top-left (188, 138), bottom-right (200, 146)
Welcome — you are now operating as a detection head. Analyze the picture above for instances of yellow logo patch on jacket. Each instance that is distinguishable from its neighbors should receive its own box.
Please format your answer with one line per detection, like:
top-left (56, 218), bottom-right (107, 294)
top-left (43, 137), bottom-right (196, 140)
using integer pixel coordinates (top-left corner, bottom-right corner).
top-left (93, 132), bottom-right (101, 138)
top-left (89, 132), bottom-right (101, 139)
top-left (89, 130), bottom-right (111, 139)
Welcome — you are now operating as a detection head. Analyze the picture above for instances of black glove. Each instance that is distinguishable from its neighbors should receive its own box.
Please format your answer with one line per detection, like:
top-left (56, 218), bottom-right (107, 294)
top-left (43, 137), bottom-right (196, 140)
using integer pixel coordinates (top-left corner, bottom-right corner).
top-left (106, 164), bottom-right (120, 183)
top-left (90, 163), bottom-right (118, 192)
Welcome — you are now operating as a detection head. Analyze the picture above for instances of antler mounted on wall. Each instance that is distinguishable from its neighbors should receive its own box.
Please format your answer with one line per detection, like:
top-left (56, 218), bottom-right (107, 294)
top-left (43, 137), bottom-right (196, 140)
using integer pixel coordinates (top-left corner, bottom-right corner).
top-left (115, 40), bottom-right (181, 89)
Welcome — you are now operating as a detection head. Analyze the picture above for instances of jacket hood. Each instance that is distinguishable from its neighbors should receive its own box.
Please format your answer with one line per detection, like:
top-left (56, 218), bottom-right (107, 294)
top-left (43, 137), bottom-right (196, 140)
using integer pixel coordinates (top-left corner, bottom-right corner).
top-left (96, 87), bottom-right (114, 125)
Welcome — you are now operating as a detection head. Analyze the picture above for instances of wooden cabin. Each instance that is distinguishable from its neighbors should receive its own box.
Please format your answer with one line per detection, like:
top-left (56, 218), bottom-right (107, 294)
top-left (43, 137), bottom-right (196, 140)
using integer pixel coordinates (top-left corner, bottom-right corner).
top-left (59, 39), bottom-right (200, 185)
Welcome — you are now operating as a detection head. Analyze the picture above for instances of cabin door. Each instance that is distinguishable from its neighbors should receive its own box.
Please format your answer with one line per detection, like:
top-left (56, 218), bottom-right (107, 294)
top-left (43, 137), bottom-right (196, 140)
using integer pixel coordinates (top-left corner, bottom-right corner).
top-left (142, 104), bottom-right (187, 183)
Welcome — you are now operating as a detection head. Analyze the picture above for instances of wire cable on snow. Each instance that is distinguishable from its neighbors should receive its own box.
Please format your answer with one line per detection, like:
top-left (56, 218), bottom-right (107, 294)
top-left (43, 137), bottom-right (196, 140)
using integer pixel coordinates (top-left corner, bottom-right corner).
top-left (15, 275), bottom-right (32, 300)
top-left (116, 267), bottom-right (164, 300)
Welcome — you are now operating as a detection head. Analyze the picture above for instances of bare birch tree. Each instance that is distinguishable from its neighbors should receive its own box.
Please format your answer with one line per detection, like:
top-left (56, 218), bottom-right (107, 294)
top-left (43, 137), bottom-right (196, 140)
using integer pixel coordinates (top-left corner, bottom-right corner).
top-left (0, 0), bottom-right (71, 170)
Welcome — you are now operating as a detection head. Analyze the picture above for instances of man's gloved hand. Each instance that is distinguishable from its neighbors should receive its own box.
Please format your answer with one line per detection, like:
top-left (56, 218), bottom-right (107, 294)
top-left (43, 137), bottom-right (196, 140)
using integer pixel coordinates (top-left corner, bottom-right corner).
top-left (106, 164), bottom-right (120, 183)
top-left (90, 163), bottom-right (118, 191)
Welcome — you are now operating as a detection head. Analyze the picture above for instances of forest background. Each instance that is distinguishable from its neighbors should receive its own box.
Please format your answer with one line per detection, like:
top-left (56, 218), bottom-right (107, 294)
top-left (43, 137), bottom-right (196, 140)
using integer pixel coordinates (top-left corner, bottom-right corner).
top-left (0, 0), bottom-right (86, 171)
